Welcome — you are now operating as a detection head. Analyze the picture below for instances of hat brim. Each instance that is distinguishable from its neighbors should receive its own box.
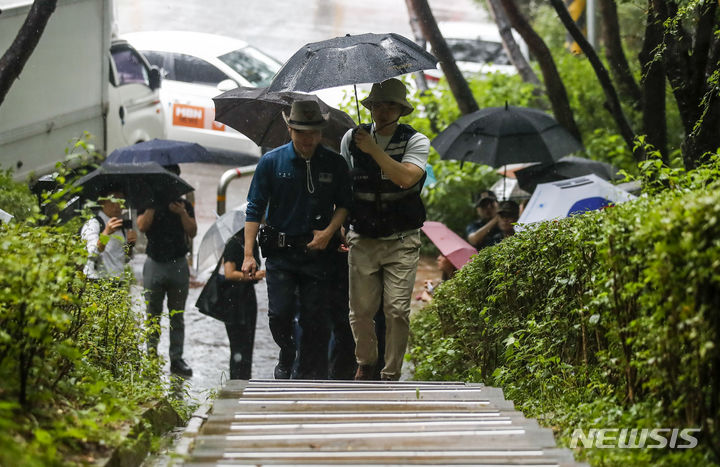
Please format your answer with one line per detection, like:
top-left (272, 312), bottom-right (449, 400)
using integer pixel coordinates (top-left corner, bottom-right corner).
top-left (360, 97), bottom-right (414, 116)
top-left (282, 111), bottom-right (329, 130)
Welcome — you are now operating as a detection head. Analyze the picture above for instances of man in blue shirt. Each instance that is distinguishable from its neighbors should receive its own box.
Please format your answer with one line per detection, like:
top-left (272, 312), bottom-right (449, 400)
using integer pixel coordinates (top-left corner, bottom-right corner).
top-left (242, 100), bottom-right (351, 379)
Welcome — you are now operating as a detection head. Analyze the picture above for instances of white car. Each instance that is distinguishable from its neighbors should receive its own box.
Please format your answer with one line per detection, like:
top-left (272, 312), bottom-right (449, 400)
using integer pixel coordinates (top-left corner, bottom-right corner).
top-left (122, 31), bottom-right (284, 160)
top-left (424, 21), bottom-right (529, 83)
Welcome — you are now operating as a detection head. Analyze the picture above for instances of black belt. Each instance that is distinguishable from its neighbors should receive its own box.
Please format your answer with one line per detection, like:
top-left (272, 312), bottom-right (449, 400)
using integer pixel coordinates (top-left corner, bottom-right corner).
top-left (275, 232), bottom-right (313, 249)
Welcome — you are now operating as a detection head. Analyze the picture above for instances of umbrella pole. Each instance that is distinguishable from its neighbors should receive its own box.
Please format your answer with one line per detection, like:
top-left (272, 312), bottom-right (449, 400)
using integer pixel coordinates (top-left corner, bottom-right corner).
top-left (354, 84), bottom-right (362, 125)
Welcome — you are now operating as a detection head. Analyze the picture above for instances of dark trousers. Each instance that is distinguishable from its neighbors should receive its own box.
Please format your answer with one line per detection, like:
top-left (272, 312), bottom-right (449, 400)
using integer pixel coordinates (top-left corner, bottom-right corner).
top-left (266, 250), bottom-right (331, 380)
top-left (225, 309), bottom-right (256, 379)
top-left (143, 256), bottom-right (189, 361)
top-left (325, 252), bottom-right (386, 380)
top-left (327, 251), bottom-right (356, 380)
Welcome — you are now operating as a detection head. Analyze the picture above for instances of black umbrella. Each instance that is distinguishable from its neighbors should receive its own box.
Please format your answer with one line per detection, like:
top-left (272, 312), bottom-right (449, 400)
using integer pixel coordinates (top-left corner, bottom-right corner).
top-left (213, 87), bottom-right (355, 152)
top-left (104, 139), bottom-right (248, 166)
top-left (268, 33), bottom-right (437, 93)
top-left (267, 33), bottom-right (437, 121)
top-left (431, 104), bottom-right (583, 168)
top-left (515, 155), bottom-right (622, 193)
top-left (74, 162), bottom-right (194, 209)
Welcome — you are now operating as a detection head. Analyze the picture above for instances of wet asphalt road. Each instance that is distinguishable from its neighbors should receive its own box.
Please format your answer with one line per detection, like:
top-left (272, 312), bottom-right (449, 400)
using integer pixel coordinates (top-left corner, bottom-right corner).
top-left (116, 0), bottom-right (489, 64)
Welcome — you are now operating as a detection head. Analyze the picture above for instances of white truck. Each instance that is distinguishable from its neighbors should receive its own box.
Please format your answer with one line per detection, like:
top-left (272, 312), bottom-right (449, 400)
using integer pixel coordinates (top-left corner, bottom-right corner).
top-left (0, 0), bottom-right (165, 180)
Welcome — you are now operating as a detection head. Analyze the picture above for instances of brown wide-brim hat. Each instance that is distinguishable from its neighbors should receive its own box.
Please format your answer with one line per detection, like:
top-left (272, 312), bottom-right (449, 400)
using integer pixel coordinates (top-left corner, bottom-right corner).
top-left (283, 100), bottom-right (329, 130)
top-left (361, 78), bottom-right (414, 116)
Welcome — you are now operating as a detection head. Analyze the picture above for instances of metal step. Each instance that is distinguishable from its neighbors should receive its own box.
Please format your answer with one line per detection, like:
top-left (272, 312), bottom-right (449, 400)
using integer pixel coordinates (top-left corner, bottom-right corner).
top-left (179, 380), bottom-right (586, 466)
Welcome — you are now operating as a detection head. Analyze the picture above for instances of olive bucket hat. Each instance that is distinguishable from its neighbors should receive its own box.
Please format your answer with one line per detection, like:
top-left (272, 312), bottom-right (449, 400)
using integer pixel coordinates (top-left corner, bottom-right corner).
top-left (361, 78), bottom-right (414, 116)
top-left (283, 100), bottom-right (329, 130)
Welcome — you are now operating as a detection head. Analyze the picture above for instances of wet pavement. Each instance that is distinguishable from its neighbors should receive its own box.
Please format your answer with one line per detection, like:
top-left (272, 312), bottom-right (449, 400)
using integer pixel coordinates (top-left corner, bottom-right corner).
top-left (129, 162), bottom-right (440, 402)
top-left (116, 0), bottom-right (490, 64)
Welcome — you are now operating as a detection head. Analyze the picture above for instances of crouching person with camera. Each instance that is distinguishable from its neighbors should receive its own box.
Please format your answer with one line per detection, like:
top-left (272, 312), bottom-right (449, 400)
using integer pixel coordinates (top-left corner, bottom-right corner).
top-left (80, 184), bottom-right (137, 281)
top-left (242, 100), bottom-right (351, 380)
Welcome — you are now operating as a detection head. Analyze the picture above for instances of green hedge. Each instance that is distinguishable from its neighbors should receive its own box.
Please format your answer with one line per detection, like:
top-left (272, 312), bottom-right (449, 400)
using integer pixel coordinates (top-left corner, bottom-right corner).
top-left (410, 156), bottom-right (720, 465)
top-left (0, 200), bottom-right (187, 465)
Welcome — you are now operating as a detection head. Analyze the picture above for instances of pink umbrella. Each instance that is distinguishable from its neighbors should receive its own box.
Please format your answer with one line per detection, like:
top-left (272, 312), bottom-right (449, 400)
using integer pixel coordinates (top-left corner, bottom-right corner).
top-left (421, 221), bottom-right (478, 270)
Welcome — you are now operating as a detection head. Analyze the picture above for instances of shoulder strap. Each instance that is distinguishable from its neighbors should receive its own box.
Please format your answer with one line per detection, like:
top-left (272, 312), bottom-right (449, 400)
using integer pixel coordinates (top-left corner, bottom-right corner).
top-left (95, 214), bottom-right (105, 233)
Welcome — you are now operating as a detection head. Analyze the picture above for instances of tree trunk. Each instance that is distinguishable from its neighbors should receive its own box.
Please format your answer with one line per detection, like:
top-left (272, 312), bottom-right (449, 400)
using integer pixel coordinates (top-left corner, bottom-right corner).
top-left (549, 0), bottom-right (642, 160)
top-left (0, 0), bottom-right (57, 107)
top-left (499, 0), bottom-right (583, 144)
top-left (638, 1), bottom-right (668, 161)
top-left (485, 0), bottom-right (541, 87)
top-left (597, 0), bottom-right (642, 106)
top-left (407, 0), bottom-right (479, 115)
top-left (651, 0), bottom-right (720, 168)
top-left (404, 0), bottom-right (431, 93)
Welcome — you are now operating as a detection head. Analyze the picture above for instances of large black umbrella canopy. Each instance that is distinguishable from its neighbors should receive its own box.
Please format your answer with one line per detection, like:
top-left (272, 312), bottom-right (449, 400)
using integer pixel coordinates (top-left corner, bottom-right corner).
top-left (266, 32), bottom-right (438, 93)
top-left (74, 162), bottom-right (194, 209)
top-left (515, 155), bottom-right (621, 193)
top-left (432, 105), bottom-right (583, 168)
top-left (213, 87), bottom-right (355, 152)
top-left (104, 138), bottom-right (247, 166)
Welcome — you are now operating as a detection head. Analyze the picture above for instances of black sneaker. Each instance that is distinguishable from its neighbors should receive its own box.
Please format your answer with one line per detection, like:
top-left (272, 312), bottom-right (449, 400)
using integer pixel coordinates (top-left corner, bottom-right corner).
top-left (274, 363), bottom-right (292, 379)
top-left (170, 358), bottom-right (193, 377)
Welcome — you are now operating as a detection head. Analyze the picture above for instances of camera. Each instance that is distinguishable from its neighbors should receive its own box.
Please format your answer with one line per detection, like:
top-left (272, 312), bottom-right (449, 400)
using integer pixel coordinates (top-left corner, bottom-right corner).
top-left (122, 219), bottom-right (133, 229)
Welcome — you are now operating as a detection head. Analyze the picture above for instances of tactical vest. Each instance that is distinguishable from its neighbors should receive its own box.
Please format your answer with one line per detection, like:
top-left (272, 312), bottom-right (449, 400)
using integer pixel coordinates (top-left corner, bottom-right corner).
top-left (348, 123), bottom-right (426, 238)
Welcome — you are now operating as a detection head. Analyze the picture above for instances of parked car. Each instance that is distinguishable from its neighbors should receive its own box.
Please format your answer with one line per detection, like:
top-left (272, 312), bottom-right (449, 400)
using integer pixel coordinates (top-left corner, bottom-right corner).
top-left (0, 0), bottom-right (165, 180)
top-left (424, 21), bottom-right (529, 83)
top-left (123, 30), bottom-right (284, 160)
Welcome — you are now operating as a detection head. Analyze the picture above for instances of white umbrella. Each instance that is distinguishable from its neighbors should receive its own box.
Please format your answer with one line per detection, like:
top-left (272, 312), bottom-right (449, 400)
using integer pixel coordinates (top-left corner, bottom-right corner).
top-left (491, 177), bottom-right (531, 202)
top-left (0, 208), bottom-right (13, 224)
top-left (518, 174), bottom-right (636, 225)
top-left (195, 203), bottom-right (247, 274)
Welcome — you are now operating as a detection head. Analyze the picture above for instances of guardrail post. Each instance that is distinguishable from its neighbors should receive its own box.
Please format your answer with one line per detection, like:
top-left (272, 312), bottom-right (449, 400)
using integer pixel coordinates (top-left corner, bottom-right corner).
top-left (217, 164), bottom-right (257, 215)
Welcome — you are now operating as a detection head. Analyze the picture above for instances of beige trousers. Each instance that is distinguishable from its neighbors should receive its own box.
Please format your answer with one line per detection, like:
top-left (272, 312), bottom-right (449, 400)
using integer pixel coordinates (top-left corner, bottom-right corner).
top-left (347, 230), bottom-right (421, 380)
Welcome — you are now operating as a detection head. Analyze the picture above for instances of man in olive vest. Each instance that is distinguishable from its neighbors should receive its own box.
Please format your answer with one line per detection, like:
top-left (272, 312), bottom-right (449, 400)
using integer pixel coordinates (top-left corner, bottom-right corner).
top-left (340, 78), bottom-right (430, 381)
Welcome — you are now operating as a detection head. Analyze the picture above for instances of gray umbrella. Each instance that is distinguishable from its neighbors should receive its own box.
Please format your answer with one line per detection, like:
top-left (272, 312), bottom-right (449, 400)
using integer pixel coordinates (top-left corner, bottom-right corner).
top-left (267, 33), bottom-right (437, 121)
top-left (213, 87), bottom-right (355, 152)
top-left (267, 33), bottom-right (437, 93)
top-left (515, 155), bottom-right (622, 193)
top-left (432, 104), bottom-right (583, 168)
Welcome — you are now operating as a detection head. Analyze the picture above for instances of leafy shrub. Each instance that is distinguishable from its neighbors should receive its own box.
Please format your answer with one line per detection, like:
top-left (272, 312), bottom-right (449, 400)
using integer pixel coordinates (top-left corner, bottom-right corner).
top-left (0, 168), bottom-right (38, 222)
top-left (0, 174), bottom-right (187, 464)
top-left (410, 155), bottom-right (720, 465)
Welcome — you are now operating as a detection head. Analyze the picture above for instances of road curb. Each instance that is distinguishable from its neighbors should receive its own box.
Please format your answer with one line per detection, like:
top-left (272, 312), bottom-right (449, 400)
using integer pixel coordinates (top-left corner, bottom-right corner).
top-left (99, 398), bottom-right (183, 467)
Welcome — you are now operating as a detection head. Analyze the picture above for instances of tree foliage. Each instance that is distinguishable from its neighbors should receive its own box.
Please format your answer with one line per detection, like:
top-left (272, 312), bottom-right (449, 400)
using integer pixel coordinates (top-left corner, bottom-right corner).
top-left (0, 163), bottom-right (190, 465)
top-left (410, 151), bottom-right (720, 465)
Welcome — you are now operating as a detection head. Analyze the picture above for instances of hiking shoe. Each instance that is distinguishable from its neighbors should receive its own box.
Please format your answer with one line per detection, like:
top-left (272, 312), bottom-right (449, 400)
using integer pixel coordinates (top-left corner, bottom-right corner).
top-left (170, 358), bottom-right (193, 377)
top-left (354, 364), bottom-right (376, 381)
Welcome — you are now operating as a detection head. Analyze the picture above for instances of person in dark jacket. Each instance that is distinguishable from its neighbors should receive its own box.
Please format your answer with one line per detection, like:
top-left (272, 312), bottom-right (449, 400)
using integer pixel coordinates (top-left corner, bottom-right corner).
top-left (220, 228), bottom-right (265, 380)
top-left (242, 100), bottom-right (352, 380)
top-left (137, 164), bottom-right (197, 377)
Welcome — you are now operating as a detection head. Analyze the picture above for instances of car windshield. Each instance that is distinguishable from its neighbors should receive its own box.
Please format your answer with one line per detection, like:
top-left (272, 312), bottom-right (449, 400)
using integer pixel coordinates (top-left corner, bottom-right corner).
top-left (218, 46), bottom-right (281, 87)
top-left (446, 38), bottom-right (511, 65)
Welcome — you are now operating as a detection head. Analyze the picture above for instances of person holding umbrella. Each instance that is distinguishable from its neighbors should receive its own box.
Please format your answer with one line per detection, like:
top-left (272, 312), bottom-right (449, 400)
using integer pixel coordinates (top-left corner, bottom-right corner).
top-left (137, 164), bottom-right (197, 377)
top-left (241, 100), bottom-right (352, 380)
top-left (339, 78), bottom-right (431, 381)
